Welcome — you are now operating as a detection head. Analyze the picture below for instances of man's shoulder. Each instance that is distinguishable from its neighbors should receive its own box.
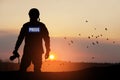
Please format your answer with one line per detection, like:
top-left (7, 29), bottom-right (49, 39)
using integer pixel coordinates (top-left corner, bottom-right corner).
top-left (23, 22), bottom-right (30, 27)
top-left (39, 22), bottom-right (46, 26)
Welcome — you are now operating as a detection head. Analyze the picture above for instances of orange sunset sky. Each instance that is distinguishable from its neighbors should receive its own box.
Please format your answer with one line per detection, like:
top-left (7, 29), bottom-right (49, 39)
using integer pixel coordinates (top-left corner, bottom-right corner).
top-left (0, 0), bottom-right (120, 63)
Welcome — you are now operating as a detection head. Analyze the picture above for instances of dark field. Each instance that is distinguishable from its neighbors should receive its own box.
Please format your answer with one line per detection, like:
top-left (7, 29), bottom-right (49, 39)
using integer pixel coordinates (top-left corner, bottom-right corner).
top-left (0, 61), bottom-right (120, 80)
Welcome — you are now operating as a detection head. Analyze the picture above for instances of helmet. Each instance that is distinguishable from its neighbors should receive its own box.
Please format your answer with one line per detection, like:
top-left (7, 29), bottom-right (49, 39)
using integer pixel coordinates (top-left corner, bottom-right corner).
top-left (29, 8), bottom-right (40, 19)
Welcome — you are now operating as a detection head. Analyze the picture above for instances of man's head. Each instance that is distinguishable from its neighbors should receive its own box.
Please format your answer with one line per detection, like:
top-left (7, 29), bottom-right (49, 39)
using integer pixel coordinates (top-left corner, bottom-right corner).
top-left (29, 8), bottom-right (40, 20)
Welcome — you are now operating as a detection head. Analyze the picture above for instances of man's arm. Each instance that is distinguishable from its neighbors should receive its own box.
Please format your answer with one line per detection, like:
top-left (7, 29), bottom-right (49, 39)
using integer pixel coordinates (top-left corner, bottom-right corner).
top-left (42, 24), bottom-right (50, 59)
top-left (14, 27), bottom-right (25, 52)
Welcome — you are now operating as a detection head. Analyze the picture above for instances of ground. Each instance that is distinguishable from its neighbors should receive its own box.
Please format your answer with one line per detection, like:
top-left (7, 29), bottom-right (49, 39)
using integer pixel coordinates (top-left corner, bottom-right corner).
top-left (0, 63), bottom-right (120, 80)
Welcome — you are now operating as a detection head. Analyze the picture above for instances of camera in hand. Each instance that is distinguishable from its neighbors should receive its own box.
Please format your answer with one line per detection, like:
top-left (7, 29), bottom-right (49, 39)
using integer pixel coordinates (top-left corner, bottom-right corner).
top-left (10, 51), bottom-right (20, 61)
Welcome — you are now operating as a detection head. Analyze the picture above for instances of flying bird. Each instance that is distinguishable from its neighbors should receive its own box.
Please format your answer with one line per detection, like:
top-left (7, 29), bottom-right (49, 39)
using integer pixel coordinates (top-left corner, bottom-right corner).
top-left (105, 28), bottom-right (108, 31)
top-left (106, 38), bottom-right (109, 40)
top-left (100, 34), bottom-right (103, 37)
top-left (64, 37), bottom-right (67, 40)
top-left (95, 36), bottom-right (98, 38)
top-left (92, 57), bottom-right (95, 59)
top-left (91, 35), bottom-right (94, 37)
top-left (92, 42), bottom-right (95, 45)
top-left (96, 41), bottom-right (99, 44)
top-left (113, 41), bottom-right (115, 44)
top-left (97, 35), bottom-right (100, 37)
top-left (78, 34), bottom-right (81, 36)
top-left (86, 45), bottom-right (89, 48)
top-left (71, 40), bottom-right (74, 44)
top-left (88, 36), bottom-right (91, 39)
top-left (68, 43), bottom-right (71, 46)
top-left (94, 28), bottom-right (96, 30)
top-left (85, 20), bottom-right (88, 23)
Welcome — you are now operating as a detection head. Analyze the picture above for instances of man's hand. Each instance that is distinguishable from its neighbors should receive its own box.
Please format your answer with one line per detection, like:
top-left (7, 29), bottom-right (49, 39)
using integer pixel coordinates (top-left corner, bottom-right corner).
top-left (45, 53), bottom-right (49, 59)
top-left (10, 50), bottom-right (20, 61)
top-left (13, 50), bottom-right (20, 57)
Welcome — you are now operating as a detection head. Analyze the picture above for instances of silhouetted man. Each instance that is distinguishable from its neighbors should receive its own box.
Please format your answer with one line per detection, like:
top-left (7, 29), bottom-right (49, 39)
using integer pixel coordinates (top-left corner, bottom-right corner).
top-left (12, 8), bottom-right (50, 72)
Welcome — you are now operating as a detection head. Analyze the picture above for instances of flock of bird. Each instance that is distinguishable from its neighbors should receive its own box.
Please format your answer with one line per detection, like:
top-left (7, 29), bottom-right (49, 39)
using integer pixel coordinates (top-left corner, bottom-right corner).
top-left (62, 20), bottom-right (119, 60)
top-left (63, 20), bottom-right (117, 49)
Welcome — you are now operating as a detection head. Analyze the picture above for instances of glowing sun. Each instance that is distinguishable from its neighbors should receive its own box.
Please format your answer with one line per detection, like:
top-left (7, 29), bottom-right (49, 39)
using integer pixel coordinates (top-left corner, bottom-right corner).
top-left (49, 54), bottom-right (55, 60)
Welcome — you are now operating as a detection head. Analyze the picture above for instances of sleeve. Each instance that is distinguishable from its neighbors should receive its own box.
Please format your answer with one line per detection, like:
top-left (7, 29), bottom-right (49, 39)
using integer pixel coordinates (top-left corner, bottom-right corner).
top-left (14, 25), bottom-right (25, 51)
top-left (42, 24), bottom-right (50, 53)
